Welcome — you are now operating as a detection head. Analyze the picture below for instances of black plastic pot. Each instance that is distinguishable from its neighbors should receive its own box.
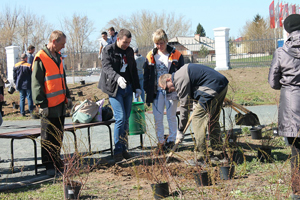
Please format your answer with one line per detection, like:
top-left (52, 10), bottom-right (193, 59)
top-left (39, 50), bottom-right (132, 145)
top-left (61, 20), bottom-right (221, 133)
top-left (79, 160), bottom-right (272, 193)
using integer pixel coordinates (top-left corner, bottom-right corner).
top-left (151, 182), bottom-right (169, 199)
top-left (250, 127), bottom-right (262, 139)
top-left (232, 150), bottom-right (244, 164)
top-left (220, 165), bottom-right (235, 180)
top-left (77, 91), bottom-right (83, 97)
top-left (64, 181), bottom-right (82, 200)
top-left (257, 147), bottom-right (272, 162)
top-left (8, 85), bottom-right (15, 94)
top-left (194, 171), bottom-right (210, 186)
top-left (80, 80), bottom-right (85, 85)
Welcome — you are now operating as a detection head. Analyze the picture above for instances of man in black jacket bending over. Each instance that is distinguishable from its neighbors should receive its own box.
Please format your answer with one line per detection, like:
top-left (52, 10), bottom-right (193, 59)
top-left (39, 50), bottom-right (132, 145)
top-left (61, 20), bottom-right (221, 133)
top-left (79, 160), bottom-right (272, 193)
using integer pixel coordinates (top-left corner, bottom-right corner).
top-left (159, 63), bottom-right (228, 163)
top-left (98, 29), bottom-right (141, 162)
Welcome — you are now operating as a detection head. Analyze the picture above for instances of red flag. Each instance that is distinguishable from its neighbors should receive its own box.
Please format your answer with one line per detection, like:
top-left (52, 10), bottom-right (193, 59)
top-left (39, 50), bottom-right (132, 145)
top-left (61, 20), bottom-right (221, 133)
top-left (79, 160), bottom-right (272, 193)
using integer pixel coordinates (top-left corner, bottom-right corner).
top-left (279, 3), bottom-right (284, 27)
top-left (283, 3), bottom-right (289, 20)
top-left (292, 4), bottom-right (296, 14)
top-left (269, 1), bottom-right (275, 28)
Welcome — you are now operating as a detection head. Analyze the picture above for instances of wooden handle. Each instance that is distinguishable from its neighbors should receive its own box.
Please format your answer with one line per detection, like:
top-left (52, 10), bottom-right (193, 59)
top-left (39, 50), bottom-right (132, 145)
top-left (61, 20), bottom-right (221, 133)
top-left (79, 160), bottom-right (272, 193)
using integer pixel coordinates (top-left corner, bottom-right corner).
top-left (224, 97), bottom-right (250, 114)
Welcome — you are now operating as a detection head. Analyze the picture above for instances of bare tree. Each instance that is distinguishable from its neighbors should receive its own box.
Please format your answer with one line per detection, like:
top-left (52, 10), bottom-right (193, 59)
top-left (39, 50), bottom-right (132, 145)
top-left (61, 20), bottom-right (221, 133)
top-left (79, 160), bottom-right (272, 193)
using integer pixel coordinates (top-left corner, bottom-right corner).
top-left (105, 10), bottom-right (192, 54)
top-left (63, 14), bottom-right (95, 70)
top-left (0, 6), bottom-right (21, 47)
top-left (17, 10), bottom-right (53, 53)
top-left (240, 14), bottom-right (283, 54)
top-left (29, 15), bottom-right (53, 50)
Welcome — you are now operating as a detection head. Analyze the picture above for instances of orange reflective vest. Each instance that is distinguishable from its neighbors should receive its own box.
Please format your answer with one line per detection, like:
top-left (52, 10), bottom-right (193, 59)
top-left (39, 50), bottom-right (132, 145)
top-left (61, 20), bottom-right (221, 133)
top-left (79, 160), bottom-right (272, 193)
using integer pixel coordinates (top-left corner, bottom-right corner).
top-left (33, 50), bottom-right (67, 108)
top-left (146, 49), bottom-right (182, 67)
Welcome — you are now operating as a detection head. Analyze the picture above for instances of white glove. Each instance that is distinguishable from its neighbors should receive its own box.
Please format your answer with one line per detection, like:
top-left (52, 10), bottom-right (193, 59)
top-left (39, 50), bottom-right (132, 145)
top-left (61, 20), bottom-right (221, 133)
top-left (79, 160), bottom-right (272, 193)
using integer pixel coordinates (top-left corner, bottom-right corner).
top-left (135, 89), bottom-right (142, 98)
top-left (39, 107), bottom-right (49, 117)
top-left (175, 130), bottom-right (184, 143)
top-left (117, 77), bottom-right (127, 89)
top-left (67, 98), bottom-right (72, 109)
top-left (98, 54), bottom-right (101, 60)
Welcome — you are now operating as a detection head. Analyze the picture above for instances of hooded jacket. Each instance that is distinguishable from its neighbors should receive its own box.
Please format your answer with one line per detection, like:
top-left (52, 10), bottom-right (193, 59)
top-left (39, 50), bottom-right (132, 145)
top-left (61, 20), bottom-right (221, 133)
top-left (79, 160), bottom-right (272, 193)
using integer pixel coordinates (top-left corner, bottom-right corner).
top-left (143, 45), bottom-right (184, 103)
top-left (269, 30), bottom-right (300, 137)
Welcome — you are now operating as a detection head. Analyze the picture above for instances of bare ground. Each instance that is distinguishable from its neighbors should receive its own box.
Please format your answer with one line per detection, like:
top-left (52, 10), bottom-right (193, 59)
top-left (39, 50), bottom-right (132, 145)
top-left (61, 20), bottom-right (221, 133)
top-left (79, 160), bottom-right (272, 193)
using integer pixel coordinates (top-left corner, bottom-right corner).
top-left (2, 67), bottom-right (291, 199)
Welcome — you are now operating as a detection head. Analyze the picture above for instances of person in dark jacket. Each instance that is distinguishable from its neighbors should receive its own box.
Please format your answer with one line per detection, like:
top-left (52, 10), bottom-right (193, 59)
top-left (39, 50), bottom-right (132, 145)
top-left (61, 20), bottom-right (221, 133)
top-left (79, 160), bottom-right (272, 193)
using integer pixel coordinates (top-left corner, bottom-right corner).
top-left (13, 53), bottom-right (34, 117)
top-left (98, 29), bottom-right (141, 162)
top-left (26, 45), bottom-right (35, 65)
top-left (144, 29), bottom-right (184, 151)
top-left (32, 30), bottom-right (72, 176)
top-left (268, 14), bottom-right (300, 199)
top-left (159, 63), bottom-right (228, 163)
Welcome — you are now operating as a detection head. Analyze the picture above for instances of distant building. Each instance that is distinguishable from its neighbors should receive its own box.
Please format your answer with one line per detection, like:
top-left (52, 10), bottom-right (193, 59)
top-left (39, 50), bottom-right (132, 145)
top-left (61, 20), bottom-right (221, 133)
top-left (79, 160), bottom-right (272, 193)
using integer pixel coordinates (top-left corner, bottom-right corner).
top-left (234, 37), bottom-right (245, 53)
top-left (168, 34), bottom-right (215, 56)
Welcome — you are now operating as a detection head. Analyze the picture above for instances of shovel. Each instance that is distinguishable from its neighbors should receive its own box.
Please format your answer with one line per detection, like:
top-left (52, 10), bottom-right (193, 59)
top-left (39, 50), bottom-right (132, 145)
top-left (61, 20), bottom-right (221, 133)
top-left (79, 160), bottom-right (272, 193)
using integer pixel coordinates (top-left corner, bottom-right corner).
top-left (224, 98), bottom-right (260, 126)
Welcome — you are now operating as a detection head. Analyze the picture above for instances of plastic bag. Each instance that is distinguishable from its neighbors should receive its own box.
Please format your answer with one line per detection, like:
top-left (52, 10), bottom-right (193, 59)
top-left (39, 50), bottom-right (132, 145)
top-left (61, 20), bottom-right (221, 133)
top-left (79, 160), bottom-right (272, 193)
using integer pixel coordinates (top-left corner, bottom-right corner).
top-left (92, 99), bottom-right (105, 122)
top-left (71, 99), bottom-right (99, 123)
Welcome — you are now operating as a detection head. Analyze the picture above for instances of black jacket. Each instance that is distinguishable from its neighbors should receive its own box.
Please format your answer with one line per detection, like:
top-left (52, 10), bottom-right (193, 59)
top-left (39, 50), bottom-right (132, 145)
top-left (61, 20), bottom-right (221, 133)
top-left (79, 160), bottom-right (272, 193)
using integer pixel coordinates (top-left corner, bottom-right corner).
top-left (144, 45), bottom-right (184, 103)
top-left (98, 42), bottom-right (140, 97)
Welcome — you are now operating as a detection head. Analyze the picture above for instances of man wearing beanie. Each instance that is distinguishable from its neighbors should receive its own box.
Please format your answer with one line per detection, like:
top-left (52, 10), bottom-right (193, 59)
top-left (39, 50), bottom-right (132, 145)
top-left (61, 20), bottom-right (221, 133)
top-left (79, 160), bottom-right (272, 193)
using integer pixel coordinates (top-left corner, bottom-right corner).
top-left (268, 14), bottom-right (300, 199)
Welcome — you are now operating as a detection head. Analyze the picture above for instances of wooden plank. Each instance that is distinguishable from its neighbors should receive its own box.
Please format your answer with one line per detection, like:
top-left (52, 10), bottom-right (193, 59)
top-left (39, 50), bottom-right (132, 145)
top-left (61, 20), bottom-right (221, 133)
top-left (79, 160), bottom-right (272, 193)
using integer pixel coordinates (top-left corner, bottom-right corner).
top-left (0, 128), bottom-right (41, 139)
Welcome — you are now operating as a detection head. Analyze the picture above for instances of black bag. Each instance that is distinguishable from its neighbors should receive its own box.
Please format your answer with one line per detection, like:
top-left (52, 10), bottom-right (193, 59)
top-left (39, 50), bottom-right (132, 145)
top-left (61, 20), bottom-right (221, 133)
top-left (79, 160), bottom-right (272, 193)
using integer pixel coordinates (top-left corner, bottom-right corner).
top-left (102, 105), bottom-right (113, 121)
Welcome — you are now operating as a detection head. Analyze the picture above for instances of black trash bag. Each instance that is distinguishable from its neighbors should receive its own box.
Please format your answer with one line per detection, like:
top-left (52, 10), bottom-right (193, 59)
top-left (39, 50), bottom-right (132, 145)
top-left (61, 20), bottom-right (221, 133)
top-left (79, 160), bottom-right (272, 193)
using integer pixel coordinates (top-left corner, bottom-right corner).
top-left (102, 105), bottom-right (113, 121)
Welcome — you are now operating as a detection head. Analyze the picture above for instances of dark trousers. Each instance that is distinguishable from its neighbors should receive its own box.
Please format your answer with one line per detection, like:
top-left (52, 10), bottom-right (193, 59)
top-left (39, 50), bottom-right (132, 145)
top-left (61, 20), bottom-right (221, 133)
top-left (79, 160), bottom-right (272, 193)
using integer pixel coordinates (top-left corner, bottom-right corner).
top-left (41, 116), bottom-right (65, 170)
top-left (288, 137), bottom-right (300, 194)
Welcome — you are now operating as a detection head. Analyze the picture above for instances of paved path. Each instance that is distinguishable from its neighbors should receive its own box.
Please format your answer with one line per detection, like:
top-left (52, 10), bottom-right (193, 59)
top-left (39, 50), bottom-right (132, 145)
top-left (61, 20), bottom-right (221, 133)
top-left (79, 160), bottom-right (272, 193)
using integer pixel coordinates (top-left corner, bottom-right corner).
top-left (0, 103), bottom-right (278, 191)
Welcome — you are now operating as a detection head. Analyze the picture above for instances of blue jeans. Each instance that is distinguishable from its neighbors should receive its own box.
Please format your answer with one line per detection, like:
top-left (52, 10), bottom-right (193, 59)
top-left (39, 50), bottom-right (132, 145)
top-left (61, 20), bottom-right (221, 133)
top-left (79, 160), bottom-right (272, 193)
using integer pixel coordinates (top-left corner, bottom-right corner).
top-left (109, 85), bottom-right (133, 155)
top-left (19, 89), bottom-right (34, 115)
top-left (133, 78), bottom-right (145, 102)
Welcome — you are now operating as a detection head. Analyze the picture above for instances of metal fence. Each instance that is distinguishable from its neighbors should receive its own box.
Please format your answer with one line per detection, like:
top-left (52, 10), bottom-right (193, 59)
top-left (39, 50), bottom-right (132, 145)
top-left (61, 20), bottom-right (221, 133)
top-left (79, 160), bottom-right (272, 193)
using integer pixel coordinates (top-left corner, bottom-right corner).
top-left (168, 37), bottom-right (277, 69)
top-left (1, 37), bottom-right (277, 76)
top-left (228, 38), bottom-right (276, 68)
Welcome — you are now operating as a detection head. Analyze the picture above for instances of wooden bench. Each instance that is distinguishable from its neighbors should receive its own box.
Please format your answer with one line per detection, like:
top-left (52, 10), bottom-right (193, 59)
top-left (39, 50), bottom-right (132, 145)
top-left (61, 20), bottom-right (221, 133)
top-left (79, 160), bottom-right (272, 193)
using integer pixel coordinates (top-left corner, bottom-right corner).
top-left (0, 128), bottom-right (41, 175)
top-left (0, 119), bottom-right (115, 175)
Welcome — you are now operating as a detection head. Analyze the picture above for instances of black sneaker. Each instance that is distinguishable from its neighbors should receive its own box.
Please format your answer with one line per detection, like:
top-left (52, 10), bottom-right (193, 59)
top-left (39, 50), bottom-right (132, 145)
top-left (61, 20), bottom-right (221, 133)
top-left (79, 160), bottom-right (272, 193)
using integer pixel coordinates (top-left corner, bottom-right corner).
top-left (122, 151), bottom-right (133, 160)
top-left (113, 153), bottom-right (124, 162)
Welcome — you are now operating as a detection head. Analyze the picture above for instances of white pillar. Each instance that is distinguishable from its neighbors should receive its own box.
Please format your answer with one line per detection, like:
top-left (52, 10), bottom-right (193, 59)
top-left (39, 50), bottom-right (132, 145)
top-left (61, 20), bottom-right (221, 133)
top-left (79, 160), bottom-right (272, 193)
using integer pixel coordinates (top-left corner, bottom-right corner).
top-left (5, 46), bottom-right (20, 82)
top-left (213, 27), bottom-right (231, 71)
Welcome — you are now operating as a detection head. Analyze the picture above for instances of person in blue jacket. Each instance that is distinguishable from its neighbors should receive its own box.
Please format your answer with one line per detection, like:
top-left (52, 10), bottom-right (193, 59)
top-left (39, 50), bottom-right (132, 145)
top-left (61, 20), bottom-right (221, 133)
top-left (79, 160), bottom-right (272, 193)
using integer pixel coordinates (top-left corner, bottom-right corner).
top-left (13, 53), bottom-right (34, 117)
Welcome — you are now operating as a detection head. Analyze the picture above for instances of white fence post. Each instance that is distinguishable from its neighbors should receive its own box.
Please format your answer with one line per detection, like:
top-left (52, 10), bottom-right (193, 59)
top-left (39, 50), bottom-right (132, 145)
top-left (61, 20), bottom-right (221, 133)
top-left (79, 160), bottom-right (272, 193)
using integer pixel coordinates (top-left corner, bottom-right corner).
top-left (213, 27), bottom-right (231, 71)
top-left (5, 46), bottom-right (20, 82)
